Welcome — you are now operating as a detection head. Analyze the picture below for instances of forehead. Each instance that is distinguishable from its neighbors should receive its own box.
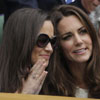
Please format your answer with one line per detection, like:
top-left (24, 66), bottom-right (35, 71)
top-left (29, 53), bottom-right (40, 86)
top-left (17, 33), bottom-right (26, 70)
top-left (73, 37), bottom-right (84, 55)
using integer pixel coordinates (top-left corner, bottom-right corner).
top-left (39, 20), bottom-right (54, 38)
top-left (57, 15), bottom-right (83, 34)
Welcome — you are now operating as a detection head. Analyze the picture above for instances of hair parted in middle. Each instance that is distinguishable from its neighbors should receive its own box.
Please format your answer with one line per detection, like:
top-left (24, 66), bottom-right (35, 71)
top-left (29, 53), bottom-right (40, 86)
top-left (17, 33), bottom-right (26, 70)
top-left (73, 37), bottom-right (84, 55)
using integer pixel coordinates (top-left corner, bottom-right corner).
top-left (41, 5), bottom-right (100, 98)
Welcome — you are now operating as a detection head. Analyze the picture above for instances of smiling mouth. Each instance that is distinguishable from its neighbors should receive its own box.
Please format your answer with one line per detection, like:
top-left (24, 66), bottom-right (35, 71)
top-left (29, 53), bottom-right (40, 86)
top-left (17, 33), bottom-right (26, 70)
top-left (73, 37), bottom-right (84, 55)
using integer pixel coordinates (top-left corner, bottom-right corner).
top-left (73, 48), bottom-right (87, 54)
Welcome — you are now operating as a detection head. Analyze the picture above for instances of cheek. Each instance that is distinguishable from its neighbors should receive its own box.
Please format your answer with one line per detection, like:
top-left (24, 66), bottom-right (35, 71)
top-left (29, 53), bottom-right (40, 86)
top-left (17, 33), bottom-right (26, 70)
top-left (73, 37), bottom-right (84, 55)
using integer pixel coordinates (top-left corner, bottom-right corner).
top-left (61, 41), bottom-right (74, 52)
top-left (60, 41), bottom-right (74, 58)
top-left (85, 35), bottom-right (92, 46)
top-left (88, 39), bottom-right (92, 51)
top-left (31, 47), bottom-right (41, 64)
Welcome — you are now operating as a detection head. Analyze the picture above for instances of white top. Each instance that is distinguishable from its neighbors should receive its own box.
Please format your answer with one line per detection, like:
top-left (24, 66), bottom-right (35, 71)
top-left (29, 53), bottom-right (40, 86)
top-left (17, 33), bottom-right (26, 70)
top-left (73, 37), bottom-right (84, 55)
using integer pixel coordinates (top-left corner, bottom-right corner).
top-left (75, 87), bottom-right (88, 98)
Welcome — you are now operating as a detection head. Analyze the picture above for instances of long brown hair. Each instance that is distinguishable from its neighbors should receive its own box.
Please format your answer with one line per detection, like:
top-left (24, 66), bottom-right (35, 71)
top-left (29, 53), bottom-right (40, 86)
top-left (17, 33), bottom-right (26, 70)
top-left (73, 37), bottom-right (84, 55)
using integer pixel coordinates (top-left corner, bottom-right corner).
top-left (41, 5), bottom-right (100, 98)
top-left (0, 8), bottom-right (51, 93)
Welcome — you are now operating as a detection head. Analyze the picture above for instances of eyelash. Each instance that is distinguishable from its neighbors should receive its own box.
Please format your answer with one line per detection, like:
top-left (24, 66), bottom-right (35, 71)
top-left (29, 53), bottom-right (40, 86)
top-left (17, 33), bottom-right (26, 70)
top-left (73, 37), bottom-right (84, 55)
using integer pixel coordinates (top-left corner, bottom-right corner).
top-left (61, 27), bottom-right (88, 41)
top-left (79, 29), bottom-right (88, 34)
top-left (62, 34), bottom-right (72, 40)
top-left (61, 29), bottom-right (88, 40)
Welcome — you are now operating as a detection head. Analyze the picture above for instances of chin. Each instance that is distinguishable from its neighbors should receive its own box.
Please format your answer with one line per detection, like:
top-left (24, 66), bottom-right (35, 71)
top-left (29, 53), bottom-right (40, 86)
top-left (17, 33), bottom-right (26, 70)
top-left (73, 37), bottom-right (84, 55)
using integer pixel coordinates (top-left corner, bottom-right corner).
top-left (71, 54), bottom-right (91, 62)
top-left (74, 58), bottom-right (90, 63)
top-left (45, 60), bottom-right (49, 67)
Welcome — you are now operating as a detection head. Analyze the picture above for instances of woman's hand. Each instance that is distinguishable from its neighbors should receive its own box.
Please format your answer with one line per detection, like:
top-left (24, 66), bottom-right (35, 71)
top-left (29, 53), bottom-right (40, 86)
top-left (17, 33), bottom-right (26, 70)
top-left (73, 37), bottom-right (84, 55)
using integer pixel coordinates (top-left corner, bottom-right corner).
top-left (20, 59), bottom-right (48, 94)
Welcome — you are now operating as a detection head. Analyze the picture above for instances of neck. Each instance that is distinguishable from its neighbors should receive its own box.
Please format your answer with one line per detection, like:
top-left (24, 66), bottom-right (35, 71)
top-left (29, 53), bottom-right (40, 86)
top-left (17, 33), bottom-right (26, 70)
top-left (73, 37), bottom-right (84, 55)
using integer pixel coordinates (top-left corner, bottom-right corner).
top-left (68, 62), bottom-right (87, 89)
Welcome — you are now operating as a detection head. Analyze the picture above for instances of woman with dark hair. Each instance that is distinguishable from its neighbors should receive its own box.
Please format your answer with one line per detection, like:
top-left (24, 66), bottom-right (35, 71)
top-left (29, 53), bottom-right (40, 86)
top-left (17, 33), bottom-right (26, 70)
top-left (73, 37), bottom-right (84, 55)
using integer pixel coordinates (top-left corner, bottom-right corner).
top-left (41, 5), bottom-right (100, 98)
top-left (0, 8), bottom-right (56, 94)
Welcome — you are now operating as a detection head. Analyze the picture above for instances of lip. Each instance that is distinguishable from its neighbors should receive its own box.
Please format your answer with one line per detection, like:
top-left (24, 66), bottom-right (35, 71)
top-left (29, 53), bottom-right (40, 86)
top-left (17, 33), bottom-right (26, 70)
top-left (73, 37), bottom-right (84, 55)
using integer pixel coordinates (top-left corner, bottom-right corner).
top-left (73, 48), bottom-right (87, 55)
top-left (40, 54), bottom-right (50, 59)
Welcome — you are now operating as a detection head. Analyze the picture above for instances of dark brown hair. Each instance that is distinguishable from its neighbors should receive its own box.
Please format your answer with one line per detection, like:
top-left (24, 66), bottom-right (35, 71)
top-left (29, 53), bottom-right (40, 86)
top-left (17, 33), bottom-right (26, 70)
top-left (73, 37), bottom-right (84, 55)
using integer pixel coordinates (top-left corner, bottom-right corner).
top-left (41, 5), bottom-right (100, 98)
top-left (0, 8), bottom-right (51, 93)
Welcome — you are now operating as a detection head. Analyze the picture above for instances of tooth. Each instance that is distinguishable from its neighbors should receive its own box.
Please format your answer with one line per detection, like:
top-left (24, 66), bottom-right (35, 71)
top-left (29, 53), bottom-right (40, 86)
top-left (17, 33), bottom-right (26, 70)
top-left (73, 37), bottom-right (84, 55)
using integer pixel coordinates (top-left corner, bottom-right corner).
top-left (74, 49), bottom-right (85, 53)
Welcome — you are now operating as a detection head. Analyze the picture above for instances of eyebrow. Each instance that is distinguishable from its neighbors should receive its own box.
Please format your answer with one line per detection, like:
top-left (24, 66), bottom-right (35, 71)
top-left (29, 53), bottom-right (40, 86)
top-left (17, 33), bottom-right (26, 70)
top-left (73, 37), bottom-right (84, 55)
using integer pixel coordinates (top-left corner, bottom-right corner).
top-left (59, 26), bottom-right (85, 37)
top-left (63, 32), bottom-right (72, 36)
top-left (78, 26), bottom-right (85, 32)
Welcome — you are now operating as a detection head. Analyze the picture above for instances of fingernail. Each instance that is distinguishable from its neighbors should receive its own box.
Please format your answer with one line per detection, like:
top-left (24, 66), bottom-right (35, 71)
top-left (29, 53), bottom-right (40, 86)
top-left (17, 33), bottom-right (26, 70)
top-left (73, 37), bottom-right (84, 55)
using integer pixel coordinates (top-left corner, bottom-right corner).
top-left (44, 71), bottom-right (48, 74)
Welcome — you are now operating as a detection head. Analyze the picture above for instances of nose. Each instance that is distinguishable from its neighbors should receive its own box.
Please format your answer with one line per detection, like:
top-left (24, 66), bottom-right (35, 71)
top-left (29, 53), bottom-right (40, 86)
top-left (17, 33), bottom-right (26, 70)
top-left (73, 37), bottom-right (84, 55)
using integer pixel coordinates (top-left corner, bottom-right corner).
top-left (45, 42), bottom-right (53, 53)
top-left (74, 34), bottom-right (83, 46)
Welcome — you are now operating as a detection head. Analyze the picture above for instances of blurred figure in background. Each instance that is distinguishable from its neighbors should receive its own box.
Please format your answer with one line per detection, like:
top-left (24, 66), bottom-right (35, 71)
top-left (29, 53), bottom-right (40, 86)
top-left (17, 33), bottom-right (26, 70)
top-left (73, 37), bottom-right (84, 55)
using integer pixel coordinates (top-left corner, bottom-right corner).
top-left (89, 5), bottom-right (100, 38)
top-left (69, 0), bottom-right (100, 14)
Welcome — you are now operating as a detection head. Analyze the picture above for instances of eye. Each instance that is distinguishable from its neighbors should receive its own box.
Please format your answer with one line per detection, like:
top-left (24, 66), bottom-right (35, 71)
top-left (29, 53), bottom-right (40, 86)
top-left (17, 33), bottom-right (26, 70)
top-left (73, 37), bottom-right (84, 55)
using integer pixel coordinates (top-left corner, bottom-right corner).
top-left (79, 28), bottom-right (88, 35)
top-left (61, 34), bottom-right (73, 40)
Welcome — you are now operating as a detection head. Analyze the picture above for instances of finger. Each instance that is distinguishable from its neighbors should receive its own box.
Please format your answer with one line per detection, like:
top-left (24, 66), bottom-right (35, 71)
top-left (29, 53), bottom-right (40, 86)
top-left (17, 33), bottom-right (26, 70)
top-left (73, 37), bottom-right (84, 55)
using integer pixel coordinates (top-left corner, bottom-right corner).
top-left (29, 59), bottom-right (45, 76)
top-left (30, 59), bottom-right (45, 72)
top-left (35, 71), bottom-right (48, 94)
top-left (33, 61), bottom-right (48, 79)
top-left (37, 71), bottom-right (48, 85)
top-left (29, 60), bottom-right (47, 78)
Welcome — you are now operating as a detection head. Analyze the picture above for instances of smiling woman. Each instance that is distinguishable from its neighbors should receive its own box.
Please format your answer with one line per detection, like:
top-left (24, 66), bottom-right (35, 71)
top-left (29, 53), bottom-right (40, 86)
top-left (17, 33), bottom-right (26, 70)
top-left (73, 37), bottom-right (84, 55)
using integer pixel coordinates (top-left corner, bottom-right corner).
top-left (41, 5), bottom-right (100, 98)
top-left (58, 15), bottom-right (92, 63)
top-left (0, 8), bottom-right (56, 94)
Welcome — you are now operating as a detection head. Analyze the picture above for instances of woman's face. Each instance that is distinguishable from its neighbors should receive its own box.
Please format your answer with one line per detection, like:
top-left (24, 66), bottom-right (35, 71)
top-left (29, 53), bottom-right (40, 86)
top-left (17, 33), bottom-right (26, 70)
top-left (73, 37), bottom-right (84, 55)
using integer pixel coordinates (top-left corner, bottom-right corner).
top-left (57, 15), bottom-right (92, 63)
top-left (31, 21), bottom-right (54, 66)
